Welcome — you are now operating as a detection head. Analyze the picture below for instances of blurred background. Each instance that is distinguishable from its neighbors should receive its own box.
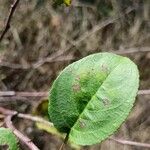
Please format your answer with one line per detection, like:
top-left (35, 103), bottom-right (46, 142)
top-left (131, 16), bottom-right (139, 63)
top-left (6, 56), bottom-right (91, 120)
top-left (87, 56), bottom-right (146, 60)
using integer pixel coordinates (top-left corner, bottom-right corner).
top-left (0, 0), bottom-right (150, 149)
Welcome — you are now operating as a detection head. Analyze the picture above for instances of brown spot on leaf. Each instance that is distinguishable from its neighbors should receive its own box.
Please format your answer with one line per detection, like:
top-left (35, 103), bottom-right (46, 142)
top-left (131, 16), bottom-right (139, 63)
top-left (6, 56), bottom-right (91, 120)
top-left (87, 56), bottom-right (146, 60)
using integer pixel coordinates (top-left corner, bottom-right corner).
top-left (101, 64), bottom-right (109, 72)
top-left (79, 120), bottom-right (86, 128)
top-left (75, 75), bottom-right (80, 81)
top-left (102, 98), bottom-right (110, 106)
top-left (72, 83), bottom-right (80, 92)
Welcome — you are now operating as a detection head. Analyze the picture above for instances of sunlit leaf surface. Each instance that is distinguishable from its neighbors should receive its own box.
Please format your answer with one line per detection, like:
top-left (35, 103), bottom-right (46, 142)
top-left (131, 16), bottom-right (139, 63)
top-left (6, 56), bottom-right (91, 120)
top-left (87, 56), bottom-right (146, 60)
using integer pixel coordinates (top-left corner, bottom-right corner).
top-left (48, 53), bottom-right (139, 145)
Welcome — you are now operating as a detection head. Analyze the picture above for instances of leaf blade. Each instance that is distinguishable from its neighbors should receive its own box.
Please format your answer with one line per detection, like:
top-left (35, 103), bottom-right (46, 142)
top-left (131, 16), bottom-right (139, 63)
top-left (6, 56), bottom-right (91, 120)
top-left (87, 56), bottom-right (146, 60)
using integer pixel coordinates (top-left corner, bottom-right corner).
top-left (0, 127), bottom-right (19, 150)
top-left (69, 57), bottom-right (139, 145)
top-left (48, 53), bottom-right (139, 145)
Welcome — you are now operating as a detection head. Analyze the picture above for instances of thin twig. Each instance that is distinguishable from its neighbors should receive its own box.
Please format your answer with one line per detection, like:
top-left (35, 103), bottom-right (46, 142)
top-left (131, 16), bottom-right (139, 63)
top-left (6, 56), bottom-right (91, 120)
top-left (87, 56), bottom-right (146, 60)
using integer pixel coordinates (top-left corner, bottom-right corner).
top-left (5, 115), bottom-right (40, 150)
top-left (0, 61), bottom-right (29, 69)
top-left (0, 107), bottom-right (52, 126)
top-left (0, 89), bottom-right (150, 100)
top-left (67, 7), bottom-right (135, 48)
top-left (0, 46), bottom-right (150, 70)
top-left (59, 134), bottom-right (69, 150)
top-left (114, 47), bottom-right (150, 55)
top-left (110, 137), bottom-right (150, 148)
top-left (32, 45), bottom-right (73, 68)
top-left (0, 96), bottom-right (28, 103)
top-left (0, 0), bottom-right (20, 42)
top-left (138, 89), bottom-right (150, 95)
top-left (0, 50), bottom-right (149, 71)
top-left (0, 91), bottom-right (49, 97)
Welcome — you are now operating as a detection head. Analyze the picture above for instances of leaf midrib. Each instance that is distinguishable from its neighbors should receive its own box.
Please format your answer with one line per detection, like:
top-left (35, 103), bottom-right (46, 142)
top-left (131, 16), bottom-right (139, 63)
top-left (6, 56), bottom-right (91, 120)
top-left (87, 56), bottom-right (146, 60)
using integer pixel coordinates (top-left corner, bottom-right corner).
top-left (69, 57), bottom-right (124, 134)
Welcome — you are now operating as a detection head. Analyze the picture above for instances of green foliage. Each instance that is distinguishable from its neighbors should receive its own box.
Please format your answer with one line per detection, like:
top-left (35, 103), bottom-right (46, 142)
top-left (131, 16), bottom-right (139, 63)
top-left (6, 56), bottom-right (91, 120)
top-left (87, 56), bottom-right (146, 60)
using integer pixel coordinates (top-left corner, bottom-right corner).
top-left (48, 53), bottom-right (139, 145)
top-left (0, 127), bottom-right (19, 150)
top-left (33, 99), bottom-right (49, 118)
top-left (53, 0), bottom-right (71, 7)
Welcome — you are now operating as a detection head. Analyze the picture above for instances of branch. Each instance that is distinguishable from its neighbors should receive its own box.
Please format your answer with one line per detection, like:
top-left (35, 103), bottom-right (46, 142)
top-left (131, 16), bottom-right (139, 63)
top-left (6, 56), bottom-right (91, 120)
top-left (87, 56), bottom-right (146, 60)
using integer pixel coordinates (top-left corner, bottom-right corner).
top-left (5, 115), bottom-right (40, 150)
top-left (114, 47), bottom-right (150, 55)
top-left (0, 96), bottom-right (29, 103)
top-left (0, 89), bottom-right (150, 101)
top-left (1, 46), bottom-right (149, 70)
top-left (59, 134), bottom-right (69, 150)
top-left (110, 137), bottom-right (150, 148)
top-left (0, 0), bottom-right (20, 42)
top-left (0, 91), bottom-right (48, 97)
top-left (137, 89), bottom-right (150, 95)
top-left (0, 46), bottom-right (149, 70)
top-left (0, 107), bottom-right (52, 126)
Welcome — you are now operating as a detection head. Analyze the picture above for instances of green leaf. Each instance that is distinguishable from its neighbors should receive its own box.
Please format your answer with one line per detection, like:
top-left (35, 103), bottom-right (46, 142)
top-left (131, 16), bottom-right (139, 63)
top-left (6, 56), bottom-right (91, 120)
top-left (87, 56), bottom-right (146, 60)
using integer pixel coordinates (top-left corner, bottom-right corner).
top-left (33, 99), bottom-right (49, 118)
top-left (64, 0), bottom-right (72, 6)
top-left (53, 0), bottom-right (72, 7)
top-left (48, 52), bottom-right (139, 145)
top-left (0, 127), bottom-right (19, 150)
